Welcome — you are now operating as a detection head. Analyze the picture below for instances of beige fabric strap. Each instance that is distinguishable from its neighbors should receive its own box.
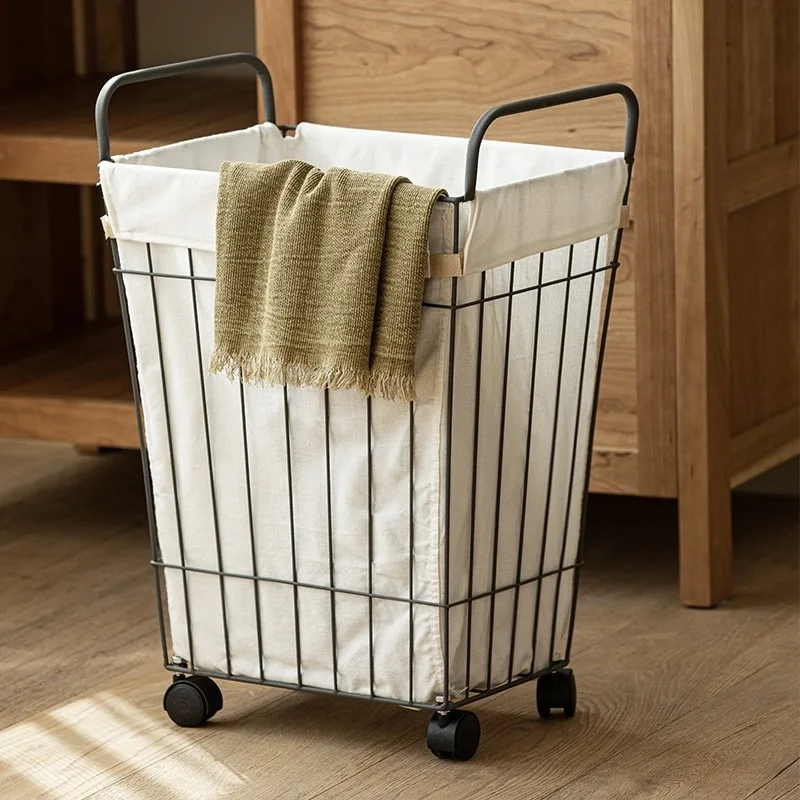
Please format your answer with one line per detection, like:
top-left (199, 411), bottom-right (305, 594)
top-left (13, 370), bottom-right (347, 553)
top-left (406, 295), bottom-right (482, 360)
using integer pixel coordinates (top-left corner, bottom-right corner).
top-left (429, 252), bottom-right (463, 278)
top-left (100, 215), bottom-right (115, 239)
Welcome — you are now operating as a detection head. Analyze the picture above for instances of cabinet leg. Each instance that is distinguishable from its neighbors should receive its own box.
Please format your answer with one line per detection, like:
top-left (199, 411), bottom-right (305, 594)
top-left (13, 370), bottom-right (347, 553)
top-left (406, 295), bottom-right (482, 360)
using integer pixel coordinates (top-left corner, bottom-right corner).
top-left (675, 311), bottom-right (733, 608)
top-left (673, 0), bottom-right (732, 608)
top-left (678, 459), bottom-right (733, 608)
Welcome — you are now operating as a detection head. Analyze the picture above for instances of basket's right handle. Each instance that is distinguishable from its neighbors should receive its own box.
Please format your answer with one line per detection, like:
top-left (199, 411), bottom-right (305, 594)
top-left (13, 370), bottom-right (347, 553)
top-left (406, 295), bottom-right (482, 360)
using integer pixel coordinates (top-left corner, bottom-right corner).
top-left (463, 82), bottom-right (639, 202)
top-left (96, 52), bottom-right (275, 162)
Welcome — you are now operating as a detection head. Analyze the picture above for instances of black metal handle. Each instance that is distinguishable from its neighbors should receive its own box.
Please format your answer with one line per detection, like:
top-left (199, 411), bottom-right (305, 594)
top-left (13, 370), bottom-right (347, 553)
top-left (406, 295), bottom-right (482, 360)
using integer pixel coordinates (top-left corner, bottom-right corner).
top-left (95, 53), bottom-right (275, 162)
top-left (463, 82), bottom-right (638, 201)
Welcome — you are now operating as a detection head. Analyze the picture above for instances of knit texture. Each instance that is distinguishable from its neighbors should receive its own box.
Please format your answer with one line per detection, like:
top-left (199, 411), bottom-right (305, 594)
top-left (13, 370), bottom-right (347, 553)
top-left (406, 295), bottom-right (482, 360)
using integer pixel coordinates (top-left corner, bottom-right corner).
top-left (211, 159), bottom-right (443, 401)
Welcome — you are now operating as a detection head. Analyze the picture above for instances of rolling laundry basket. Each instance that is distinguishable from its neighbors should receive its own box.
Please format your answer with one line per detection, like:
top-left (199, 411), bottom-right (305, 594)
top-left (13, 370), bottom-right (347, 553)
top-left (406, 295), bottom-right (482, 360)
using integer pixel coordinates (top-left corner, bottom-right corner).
top-left (96, 53), bottom-right (637, 762)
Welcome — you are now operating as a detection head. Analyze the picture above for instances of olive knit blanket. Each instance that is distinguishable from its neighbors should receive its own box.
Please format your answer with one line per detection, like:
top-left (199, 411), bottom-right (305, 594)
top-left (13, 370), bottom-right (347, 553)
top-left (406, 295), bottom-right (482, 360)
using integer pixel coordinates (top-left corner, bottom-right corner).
top-left (210, 159), bottom-right (443, 402)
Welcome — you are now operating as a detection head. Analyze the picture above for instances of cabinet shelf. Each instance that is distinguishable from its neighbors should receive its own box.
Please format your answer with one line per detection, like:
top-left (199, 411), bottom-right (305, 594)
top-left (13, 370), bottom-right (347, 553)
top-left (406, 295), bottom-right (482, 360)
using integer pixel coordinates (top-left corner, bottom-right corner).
top-left (0, 75), bottom-right (257, 185)
top-left (0, 323), bottom-right (138, 448)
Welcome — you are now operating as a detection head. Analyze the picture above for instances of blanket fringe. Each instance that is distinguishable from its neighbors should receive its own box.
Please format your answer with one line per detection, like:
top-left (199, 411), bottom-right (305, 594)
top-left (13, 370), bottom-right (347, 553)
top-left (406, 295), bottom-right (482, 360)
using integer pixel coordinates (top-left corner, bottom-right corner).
top-left (210, 348), bottom-right (416, 403)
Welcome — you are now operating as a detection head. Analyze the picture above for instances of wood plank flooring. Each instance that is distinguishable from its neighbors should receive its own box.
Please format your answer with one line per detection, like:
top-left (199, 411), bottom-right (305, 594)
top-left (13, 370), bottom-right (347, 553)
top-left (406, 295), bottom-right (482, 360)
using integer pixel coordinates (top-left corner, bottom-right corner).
top-left (0, 441), bottom-right (796, 800)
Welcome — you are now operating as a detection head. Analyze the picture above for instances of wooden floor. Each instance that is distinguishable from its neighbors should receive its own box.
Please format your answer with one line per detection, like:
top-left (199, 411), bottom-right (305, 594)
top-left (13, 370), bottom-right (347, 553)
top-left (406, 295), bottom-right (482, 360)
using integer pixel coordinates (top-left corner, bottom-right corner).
top-left (0, 440), bottom-right (797, 800)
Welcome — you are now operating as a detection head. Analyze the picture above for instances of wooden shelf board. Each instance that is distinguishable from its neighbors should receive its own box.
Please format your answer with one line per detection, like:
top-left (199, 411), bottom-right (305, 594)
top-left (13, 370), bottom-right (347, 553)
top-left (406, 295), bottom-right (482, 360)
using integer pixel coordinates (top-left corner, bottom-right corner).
top-left (0, 322), bottom-right (138, 448)
top-left (0, 75), bottom-right (258, 185)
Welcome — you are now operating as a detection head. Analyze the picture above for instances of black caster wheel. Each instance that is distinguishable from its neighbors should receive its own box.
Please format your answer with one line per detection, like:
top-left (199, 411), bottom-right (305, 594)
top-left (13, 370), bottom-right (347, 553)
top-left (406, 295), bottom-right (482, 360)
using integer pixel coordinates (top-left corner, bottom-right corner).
top-left (537, 668), bottom-right (577, 719)
top-left (163, 675), bottom-right (223, 728)
top-left (426, 710), bottom-right (481, 761)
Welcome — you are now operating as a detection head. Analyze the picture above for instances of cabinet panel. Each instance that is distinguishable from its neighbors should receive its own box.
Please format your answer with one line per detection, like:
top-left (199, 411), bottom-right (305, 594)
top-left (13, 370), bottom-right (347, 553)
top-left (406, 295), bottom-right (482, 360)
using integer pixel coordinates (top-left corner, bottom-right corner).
top-left (726, 0), bottom-right (776, 161)
top-left (774, 0), bottom-right (800, 144)
top-left (728, 189), bottom-right (800, 436)
top-left (727, 0), bottom-right (800, 156)
top-left (301, 0), bottom-right (633, 151)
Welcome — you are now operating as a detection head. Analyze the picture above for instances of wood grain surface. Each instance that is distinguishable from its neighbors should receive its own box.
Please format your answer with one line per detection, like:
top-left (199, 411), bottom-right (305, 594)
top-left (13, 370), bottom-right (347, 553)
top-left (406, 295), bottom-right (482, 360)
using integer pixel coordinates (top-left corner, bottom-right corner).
top-left (0, 441), bottom-right (796, 799)
top-left (722, 0), bottom-right (799, 490)
top-left (0, 76), bottom-right (258, 185)
top-left (727, 0), bottom-right (776, 161)
top-left (731, 407), bottom-right (800, 487)
top-left (774, 0), bottom-right (800, 145)
top-left (0, 323), bottom-right (137, 448)
top-left (257, 0), bottom-right (303, 124)
top-left (0, 3), bottom-right (74, 96)
top-left (0, 5), bottom-right (84, 355)
top-left (631, 0), bottom-right (677, 497)
top-left (595, 229), bottom-right (637, 459)
top-left (728, 189), bottom-right (800, 437)
top-left (301, 0), bottom-right (632, 150)
top-left (0, 182), bottom-right (83, 356)
top-left (726, 140), bottom-right (800, 214)
top-left (673, 0), bottom-right (732, 607)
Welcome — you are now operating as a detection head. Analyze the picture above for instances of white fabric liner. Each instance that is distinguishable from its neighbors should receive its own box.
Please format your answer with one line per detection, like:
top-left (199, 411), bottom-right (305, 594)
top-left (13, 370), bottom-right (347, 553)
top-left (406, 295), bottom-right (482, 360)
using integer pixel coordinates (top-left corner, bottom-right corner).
top-left (100, 122), bottom-right (625, 704)
top-left (102, 121), bottom-right (627, 274)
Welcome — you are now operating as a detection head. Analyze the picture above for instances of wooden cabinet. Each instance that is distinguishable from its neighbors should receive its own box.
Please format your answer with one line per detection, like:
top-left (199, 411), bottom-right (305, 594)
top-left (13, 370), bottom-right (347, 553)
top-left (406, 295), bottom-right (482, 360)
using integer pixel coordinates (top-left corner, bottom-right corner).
top-left (0, 0), bottom-right (796, 607)
top-left (258, 0), bottom-right (798, 606)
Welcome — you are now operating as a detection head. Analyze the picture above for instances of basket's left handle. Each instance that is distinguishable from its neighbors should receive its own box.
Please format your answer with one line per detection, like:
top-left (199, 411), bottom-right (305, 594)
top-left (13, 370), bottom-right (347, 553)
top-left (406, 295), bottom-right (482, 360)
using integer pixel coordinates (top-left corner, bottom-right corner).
top-left (95, 52), bottom-right (275, 162)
